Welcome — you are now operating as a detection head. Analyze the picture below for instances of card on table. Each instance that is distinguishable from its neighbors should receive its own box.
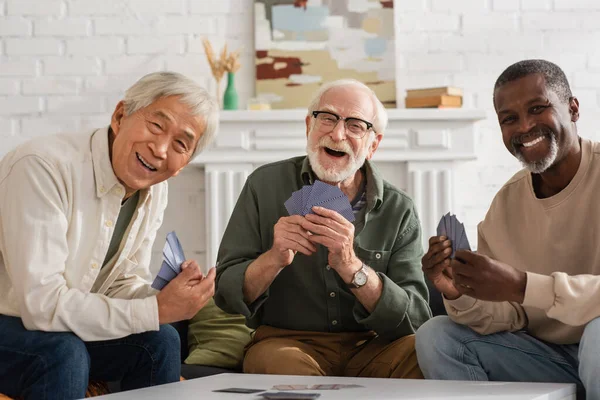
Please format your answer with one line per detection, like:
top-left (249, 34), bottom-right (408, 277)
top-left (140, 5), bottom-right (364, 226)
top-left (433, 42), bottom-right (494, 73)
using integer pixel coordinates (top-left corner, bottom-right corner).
top-left (284, 180), bottom-right (355, 222)
top-left (272, 385), bottom-right (309, 390)
top-left (260, 392), bottom-right (320, 400)
top-left (212, 387), bottom-right (265, 394)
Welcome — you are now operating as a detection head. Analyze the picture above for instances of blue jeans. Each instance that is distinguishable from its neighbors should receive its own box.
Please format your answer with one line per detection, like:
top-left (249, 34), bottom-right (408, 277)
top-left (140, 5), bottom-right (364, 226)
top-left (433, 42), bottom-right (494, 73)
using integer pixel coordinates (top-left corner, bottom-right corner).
top-left (0, 315), bottom-right (181, 399)
top-left (416, 316), bottom-right (600, 399)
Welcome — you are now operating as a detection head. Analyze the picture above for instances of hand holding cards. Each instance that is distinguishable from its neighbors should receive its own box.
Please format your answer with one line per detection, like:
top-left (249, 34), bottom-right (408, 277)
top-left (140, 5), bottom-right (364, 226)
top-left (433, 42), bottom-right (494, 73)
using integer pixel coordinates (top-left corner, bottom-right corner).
top-left (436, 212), bottom-right (471, 258)
top-left (150, 231), bottom-right (215, 290)
top-left (284, 180), bottom-right (355, 222)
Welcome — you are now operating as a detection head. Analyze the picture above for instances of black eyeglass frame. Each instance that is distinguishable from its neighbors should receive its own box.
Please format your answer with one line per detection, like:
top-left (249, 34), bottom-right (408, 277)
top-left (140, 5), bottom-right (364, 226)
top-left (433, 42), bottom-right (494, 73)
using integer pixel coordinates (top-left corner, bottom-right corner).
top-left (311, 111), bottom-right (374, 138)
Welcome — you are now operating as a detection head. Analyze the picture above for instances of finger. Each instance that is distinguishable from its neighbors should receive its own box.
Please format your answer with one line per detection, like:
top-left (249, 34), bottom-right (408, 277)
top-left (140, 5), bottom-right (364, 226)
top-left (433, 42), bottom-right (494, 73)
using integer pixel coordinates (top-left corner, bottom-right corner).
top-left (311, 206), bottom-right (347, 225)
top-left (429, 235), bottom-right (447, 246)
top-left (300, 219), bottom-right (341, 239)
top-left (455, 250), bottom-right (479, 264)
top-left (194, 272), bottom-right (216, 297)
top-left (304, 212), bottom-right (346, 232)
top-left (284, 231), bottom-right (318, 253)
top-left (179, 261), bottom-right (202, 280)
top-left (453, 273), bottom-right (476, 294)
top-left (281, 221), bottom-right (313, 240)
top-left (450, 258), bottom-right (476, 278)
top-left (203, 267), bottom-right (216, 282)
top-left (422, 259), bottom-right (447, 278)
top-left (423, 240), bottom-right (452, 263)
top-left (307, 234), bottom-right (338, 249)
top-left (281, 237), bottom-right (316, 256)
top-left (424, 246), bottom-right (452, 268)
top-left (281, 215), bottom-right (307, 225)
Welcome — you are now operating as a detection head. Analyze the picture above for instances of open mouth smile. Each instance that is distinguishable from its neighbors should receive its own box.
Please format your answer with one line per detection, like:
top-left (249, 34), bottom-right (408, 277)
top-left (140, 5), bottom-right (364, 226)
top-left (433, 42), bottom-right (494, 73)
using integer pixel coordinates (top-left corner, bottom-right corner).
top-left (323, 147), bottom-right (348, 158)
top-left (522, 136), bottom-right (544, 148)
top-left (136, 153), bottom-right (157, 171)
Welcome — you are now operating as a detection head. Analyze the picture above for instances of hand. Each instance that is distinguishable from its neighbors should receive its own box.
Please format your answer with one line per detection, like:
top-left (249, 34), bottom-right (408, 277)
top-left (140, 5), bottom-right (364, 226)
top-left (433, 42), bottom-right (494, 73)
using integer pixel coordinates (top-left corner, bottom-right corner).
top-left (451, 250), bottom-right (527, 303)
top-left (422, 236), bottom-right (461, 300)
top-left (156, 260), bottom-right (216, 324)
top-left (302, 206), bottom-right (360, 282)
top-left (267, 215), bottom-right (317, 268)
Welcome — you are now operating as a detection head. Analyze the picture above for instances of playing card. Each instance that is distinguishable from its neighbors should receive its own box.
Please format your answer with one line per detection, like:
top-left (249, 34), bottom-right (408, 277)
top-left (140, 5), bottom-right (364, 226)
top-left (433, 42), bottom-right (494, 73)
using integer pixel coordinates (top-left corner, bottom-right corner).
top-left (284, 190), bottom-right (303, 216)
top-left (314, 195), bottom-right (355, 222)
top-left (260, 393), bottom-right (320, 400)
top-left (162, 241), bottom-right (177, 272)
top-left (310, 384), bottom-right (340, 390)
top-left (437, 213), bottom-right (470, 257)
top-left (166, 231), bottom-right (185, 272)
top-left (213, 388), bottom-right (265, 394)
top-left (436, 215), bottom-right (447, 237)
top-left (303, 180), bottom-right (345, 215)
top-left (300, 185), bottom-right (314, 212)
top-left (157, 260), bottom-right (178, 281)
top-left (457, 223), bottom-right (471, 251)
top-left (151, 276), bottom-right (169, 291)
top-left (272, 385), bottom-right (309, 391)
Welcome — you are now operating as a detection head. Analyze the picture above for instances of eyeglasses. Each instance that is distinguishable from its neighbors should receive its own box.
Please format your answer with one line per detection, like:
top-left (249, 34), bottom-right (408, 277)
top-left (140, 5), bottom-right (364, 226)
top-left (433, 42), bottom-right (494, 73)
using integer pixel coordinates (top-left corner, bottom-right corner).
top-left (311, 111), bottom-right (374, 139)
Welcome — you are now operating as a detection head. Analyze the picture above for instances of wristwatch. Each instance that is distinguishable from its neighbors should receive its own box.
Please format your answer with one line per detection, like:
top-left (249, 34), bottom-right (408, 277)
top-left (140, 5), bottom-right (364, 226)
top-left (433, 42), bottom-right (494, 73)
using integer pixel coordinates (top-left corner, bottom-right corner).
top-left (350, 263), bottom-right (368, 288)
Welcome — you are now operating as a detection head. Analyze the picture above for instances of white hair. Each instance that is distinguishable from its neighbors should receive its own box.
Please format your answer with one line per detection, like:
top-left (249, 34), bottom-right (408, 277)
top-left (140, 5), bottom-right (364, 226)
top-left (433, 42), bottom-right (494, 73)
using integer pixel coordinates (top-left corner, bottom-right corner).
top-left (307, 79), bottom-right (388, 134)
top-left (123, 71), bottom-right (219, 157)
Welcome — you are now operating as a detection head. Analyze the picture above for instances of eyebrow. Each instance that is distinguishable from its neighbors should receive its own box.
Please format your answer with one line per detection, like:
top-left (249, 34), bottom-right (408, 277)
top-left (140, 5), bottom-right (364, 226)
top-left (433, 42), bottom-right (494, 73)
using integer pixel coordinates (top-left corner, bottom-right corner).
top-left (152, 110), bottom-right (196, 142)
top-left (319, 106), bottom-right (369, 121)
top-left (497, 97), bottom-right (549, 116)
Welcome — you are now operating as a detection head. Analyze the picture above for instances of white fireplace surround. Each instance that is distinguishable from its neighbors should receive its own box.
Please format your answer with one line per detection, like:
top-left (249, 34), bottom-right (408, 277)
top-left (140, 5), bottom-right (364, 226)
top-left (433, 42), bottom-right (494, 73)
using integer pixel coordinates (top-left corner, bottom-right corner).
top-left (194, 109), bottom-right (486, 267)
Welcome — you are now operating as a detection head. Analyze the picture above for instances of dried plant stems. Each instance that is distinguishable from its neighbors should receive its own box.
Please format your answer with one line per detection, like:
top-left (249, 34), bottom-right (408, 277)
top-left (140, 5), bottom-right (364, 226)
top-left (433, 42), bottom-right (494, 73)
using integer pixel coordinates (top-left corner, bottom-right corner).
top-left (202, 38), bottom-right (241, 101)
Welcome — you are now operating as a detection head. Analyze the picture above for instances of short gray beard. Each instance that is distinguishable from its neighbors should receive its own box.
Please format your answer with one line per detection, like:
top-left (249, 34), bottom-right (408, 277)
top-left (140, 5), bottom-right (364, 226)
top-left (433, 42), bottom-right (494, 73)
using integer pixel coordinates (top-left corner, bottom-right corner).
top-left (306, 132), bottom-right (372, 183)
top-left (514, 133), bottom-right (559, 174)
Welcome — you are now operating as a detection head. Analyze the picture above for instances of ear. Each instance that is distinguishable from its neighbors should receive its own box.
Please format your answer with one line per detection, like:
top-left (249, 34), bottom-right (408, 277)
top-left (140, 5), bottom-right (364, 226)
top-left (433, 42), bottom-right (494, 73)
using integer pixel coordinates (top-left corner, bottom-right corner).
top-left (305, 115), bottom-right (311, 138)
top-left (110, 100), bottom-right (127, 136)
top-left (365, 133), bottom-right (383, 160)
top-left (569, 97), bottom-right (580, 123)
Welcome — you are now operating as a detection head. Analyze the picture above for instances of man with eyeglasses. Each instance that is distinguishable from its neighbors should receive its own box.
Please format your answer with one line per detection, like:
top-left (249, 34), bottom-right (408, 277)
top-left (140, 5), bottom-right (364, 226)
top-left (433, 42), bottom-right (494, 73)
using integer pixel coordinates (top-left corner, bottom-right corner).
top-left (215, 79), bottom-right (431, 378)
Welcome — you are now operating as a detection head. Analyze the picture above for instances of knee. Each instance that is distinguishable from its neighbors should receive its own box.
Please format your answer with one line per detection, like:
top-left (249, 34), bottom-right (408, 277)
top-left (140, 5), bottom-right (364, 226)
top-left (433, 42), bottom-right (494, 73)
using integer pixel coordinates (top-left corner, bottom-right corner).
top-left (146, 325), bottom-right (181, 364)
top-left (40, 333), bottom-right (90, 378)
top-left (579, 318), bottom-right (600, 374)
top-left (415, 316), bottom-right (464, 361)
top-left (243, 339), bottom-right (316, 375)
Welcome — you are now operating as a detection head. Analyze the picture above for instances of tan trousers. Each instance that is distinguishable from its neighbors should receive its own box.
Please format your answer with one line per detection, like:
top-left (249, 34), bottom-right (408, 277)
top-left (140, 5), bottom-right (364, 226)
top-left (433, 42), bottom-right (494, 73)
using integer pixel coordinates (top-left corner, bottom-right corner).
top-left (243, 326), bottom-right (423, 379)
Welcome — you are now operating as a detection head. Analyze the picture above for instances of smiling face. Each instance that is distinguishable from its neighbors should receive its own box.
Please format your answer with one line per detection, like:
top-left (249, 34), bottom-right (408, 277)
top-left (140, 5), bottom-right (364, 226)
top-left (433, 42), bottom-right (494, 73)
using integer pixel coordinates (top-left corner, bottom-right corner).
top-left (305, 85), bottom-right (383, 183)
top-left (494, 73), bottom-right (579, 174)
top-left (109, 95), bottom-right (205, 195)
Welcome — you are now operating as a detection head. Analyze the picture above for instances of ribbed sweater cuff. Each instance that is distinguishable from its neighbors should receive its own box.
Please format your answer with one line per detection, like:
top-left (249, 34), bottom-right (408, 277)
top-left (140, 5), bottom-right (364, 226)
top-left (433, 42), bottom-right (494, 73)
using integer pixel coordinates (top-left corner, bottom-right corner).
top-left (522, 272), bottom-right (554, 310)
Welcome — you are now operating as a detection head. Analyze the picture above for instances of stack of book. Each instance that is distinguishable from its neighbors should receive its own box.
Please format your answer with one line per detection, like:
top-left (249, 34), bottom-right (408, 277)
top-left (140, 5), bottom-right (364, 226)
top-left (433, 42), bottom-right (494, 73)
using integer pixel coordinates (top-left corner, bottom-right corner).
top-left (405, 86), bottom-right (463, 108)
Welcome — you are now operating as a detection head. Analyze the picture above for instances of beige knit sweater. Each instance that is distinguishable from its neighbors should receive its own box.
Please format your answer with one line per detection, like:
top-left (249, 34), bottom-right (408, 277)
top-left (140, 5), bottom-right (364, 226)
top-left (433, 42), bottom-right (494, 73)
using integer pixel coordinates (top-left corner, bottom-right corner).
top-left (445, 138), bottom-right (600, 344)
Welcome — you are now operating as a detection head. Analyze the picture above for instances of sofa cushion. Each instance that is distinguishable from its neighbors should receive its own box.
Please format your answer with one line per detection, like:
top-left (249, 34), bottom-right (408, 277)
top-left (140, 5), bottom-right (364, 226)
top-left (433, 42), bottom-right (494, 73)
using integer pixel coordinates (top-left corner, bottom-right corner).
top-left (184, 298), bottom-right (252, 369)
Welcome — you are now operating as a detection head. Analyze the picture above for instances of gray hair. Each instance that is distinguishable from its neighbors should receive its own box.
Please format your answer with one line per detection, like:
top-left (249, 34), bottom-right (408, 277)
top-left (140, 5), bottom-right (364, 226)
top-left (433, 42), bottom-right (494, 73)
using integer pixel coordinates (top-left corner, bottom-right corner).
top-left (123, 71), bottom-right (219, 157)
top-left (493, 59), bottom-right (573, 108)
top-left (307, 79), bottom-right (388, 134)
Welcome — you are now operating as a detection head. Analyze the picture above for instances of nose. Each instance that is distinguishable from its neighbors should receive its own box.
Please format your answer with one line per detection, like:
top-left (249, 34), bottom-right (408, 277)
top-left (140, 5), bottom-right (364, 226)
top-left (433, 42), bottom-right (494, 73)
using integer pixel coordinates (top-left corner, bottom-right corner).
top-left (148, 136), bottom-right (168, 159)
top-left (517, 114), bottom-right (536, 135)
top-left (329, 120), bottom-right (347, 142)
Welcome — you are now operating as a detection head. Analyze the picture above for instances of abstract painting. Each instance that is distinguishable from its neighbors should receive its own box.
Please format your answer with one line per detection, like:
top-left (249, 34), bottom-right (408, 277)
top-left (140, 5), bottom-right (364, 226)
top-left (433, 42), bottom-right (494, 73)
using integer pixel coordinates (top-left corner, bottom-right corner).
top-left (255, 0), bottom-right (396, 109)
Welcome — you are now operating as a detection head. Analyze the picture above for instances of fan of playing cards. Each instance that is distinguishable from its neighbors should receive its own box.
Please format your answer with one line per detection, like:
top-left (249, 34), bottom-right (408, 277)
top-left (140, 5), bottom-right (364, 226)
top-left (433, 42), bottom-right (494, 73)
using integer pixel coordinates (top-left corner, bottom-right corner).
top-left (284, 180), bottom-right (355, 222)
top-left (437, 212), bottom-right (471, 258)
top-left (151, 231), bottom-right (185, 291)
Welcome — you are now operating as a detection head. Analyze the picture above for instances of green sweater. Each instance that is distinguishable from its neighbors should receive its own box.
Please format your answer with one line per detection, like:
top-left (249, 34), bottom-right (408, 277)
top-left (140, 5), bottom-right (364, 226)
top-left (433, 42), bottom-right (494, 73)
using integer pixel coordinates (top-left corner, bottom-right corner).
top-left (214, 156), bottom-right (431, 341)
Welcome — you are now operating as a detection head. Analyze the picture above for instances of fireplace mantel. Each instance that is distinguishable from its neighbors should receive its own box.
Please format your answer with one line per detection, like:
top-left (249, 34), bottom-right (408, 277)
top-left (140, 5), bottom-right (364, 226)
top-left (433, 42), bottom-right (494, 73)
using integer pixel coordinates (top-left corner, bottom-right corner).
top-left (194, 108), bottom-right (486, 267)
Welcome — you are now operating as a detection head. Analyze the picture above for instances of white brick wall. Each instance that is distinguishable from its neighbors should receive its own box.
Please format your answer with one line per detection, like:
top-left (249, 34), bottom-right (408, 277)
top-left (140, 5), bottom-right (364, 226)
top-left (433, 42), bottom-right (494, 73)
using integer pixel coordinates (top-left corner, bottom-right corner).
top-left (0, 0), bottom-right (599, 265)
top-left (394, 0), bottom-right (600, 244)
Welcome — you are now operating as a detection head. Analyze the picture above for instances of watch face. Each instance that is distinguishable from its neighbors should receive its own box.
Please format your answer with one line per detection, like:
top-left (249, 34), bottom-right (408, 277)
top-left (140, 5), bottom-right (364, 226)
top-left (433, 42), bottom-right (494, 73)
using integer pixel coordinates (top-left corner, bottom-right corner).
top-left (354, 270), bottom-right (367, 286)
